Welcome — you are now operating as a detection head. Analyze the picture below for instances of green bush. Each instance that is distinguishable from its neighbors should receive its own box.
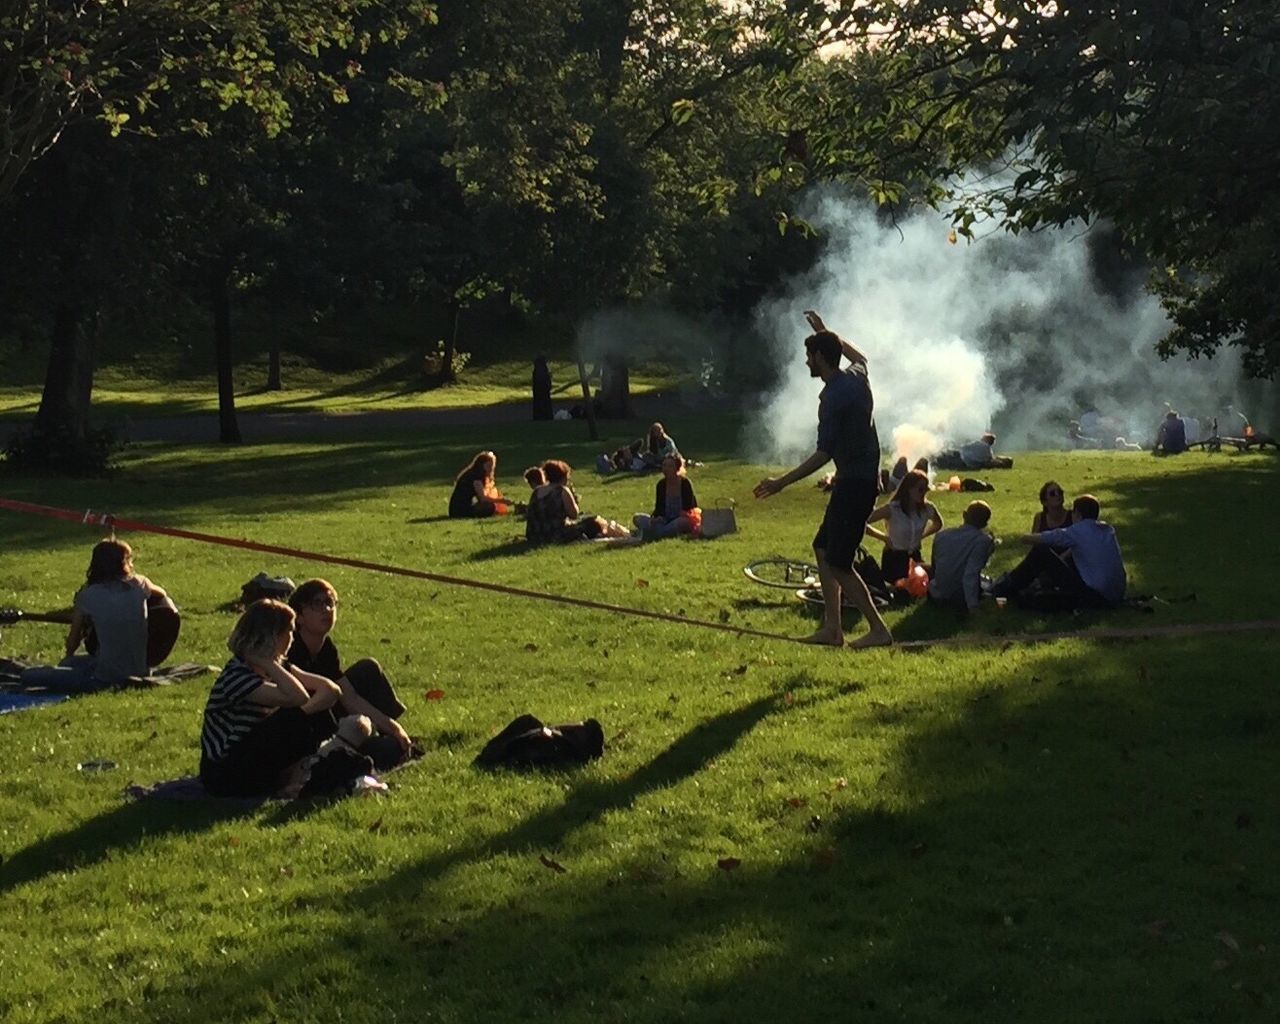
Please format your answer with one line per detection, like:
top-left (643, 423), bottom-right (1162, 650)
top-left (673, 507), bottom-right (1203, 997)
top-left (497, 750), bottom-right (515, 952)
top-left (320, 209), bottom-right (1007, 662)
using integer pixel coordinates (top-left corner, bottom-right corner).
top-left (1, 423), bottom-right (124, 475)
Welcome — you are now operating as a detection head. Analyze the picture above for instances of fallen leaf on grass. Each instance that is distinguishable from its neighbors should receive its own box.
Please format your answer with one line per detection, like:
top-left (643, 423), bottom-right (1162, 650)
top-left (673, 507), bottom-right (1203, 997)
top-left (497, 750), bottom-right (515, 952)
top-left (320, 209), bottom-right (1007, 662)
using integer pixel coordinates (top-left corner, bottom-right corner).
top-left (1216, 930), bottom-right (1241, 953)
top-left (732, 664), bottom-right (748, 676)
top-left (783, 691), bottom-right (795, 706)
top-left (635, 579), bottom-right (650, 588)
top-left (832, 777), bottom-right (849, 791)
top-left (368, 817), bottom-right (384, 833)
top-left (524, 643), bottom-right (539, 653)
top-left (227, 836), bottom-right (242, 848)
top-left (786, 797), bottom-right (807, 809)
top-left (540, 855), bottom-right (567, 874)
top-left (717, 857), bottom-right (741, 872)
top-left (424, 689), bottom-right (445, 701)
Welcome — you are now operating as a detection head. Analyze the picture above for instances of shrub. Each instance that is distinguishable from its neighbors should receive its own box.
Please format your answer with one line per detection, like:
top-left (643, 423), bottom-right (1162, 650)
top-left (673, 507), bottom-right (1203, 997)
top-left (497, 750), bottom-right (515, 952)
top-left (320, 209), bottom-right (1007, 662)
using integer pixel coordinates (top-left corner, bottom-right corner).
top-left (1, 424), bottom-right (125, 475)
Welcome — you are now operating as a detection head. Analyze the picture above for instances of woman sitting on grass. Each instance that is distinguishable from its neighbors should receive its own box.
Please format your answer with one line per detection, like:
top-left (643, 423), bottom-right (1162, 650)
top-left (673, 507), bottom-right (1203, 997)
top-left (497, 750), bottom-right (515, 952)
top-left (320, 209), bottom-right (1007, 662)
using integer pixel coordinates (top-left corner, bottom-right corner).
top-left (632, 454), bottom-right (700, 539)
top-left (641, 422), bottom-right (680, 469)
top-left (525, 460), bottom-right (627, 545)
top-left (286, 579), bottom-right (411, 770)
top-left (1032, 480), bottom-right (1072, 533)
top-left (18, 539), bottom-right (172, 692)
top-left (199, 599), bottom-right (368, 798)
top-left (865, 469), bottom-right (944, 584)
top-left (448, 451), bottom-right (510, 518)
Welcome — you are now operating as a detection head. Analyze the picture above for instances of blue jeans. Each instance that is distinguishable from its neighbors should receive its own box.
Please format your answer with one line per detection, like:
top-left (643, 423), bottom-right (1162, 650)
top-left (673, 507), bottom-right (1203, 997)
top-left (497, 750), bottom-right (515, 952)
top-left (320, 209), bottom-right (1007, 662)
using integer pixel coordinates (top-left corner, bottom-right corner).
top-left (18, 654), bottom-right (107, 693)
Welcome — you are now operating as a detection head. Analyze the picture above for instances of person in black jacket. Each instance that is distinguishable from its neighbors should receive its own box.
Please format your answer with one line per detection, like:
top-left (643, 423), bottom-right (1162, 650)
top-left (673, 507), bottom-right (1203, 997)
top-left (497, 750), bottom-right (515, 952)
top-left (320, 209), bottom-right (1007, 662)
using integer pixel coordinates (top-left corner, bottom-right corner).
top-left (632, 455), bottom-right (699, 539)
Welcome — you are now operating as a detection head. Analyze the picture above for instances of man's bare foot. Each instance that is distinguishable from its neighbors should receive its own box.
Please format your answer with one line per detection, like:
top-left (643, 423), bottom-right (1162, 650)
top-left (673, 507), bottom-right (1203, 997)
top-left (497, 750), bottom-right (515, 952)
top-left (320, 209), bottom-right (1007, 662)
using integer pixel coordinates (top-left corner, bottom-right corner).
top-left (848, 630), bottom-right (894, 650)
top-left (801, 630), bottom-right (844, 647)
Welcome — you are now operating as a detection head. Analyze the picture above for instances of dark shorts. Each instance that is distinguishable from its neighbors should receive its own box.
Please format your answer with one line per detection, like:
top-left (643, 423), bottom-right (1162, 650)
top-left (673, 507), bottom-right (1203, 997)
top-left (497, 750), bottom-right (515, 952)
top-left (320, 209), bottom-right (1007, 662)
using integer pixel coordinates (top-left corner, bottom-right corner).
top-left (813, 477), bottom-right (878, 572)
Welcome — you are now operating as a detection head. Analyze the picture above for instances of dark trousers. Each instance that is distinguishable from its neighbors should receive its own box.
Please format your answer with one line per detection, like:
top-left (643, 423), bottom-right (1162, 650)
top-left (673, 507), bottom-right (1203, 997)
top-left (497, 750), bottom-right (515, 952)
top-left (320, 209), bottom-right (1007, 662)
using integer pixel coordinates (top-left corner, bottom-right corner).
top-left (342, 659), bottom-right (408, 770)
top-left (993, 545), bottom-right (1112, 610)
top-left (200, 707), bottom-right (336, 798)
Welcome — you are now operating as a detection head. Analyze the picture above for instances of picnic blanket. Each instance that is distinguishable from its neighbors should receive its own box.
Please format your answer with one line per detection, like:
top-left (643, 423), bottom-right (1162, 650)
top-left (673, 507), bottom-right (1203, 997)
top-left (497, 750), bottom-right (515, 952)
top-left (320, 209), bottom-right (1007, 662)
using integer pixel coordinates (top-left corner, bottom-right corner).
top-left (0, 663), bottom-right (215, 713)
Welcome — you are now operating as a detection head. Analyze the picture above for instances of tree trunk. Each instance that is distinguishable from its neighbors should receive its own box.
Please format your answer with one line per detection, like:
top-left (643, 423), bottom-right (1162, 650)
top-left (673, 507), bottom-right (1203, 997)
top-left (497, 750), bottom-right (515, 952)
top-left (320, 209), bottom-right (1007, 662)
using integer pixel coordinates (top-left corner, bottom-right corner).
top-left (438, 301), bottom-right (460, 384)
top-left (34, 297), bottom-right (92, 440)
top-left (598, 353), bottom-right (631, 418)
top-left (267, 342), bottom-right (282, 390)
top-left (210, 259), bottom-right (242, 444)
top-left (575, 358), bottom-right (599, 441)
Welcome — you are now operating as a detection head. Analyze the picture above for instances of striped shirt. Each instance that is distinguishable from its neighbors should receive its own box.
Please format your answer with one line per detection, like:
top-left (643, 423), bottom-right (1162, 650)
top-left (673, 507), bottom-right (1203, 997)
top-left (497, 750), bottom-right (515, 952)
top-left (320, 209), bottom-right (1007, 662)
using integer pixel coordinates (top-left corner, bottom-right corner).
top-left (200, 658), bottom-right (271, 762)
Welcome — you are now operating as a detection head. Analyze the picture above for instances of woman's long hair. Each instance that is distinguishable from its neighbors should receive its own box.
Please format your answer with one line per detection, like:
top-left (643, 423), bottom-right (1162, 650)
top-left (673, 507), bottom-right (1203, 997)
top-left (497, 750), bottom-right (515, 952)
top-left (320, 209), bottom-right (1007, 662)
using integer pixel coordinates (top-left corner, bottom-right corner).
top-left (455, 450), bottom-right (496, 485)
top-left (541, 459), bottom-right (571, 484)
top-left (228, 599), bottom-right (295, 662)
top-left (85, 539), bottom-right (134, 586)
top-left (891, 469), bottom-right (930, 513)
top-left (647, 422), bottom-right (667, 452)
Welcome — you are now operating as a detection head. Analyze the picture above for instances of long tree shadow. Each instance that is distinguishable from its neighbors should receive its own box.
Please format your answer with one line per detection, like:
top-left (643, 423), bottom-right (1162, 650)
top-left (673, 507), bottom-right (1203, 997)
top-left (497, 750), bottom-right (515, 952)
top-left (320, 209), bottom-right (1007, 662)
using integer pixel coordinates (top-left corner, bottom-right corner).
top-left (0, 799), bottom-right (257, 896)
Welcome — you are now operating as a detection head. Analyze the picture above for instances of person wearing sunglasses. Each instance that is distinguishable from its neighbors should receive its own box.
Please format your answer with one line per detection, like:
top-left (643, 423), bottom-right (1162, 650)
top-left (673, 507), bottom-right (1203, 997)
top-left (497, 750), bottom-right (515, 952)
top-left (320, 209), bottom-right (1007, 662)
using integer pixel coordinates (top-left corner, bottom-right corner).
top-left (285, 579), bottom-right (412, 767)
top-left (1031, 481), bottom-right (1071, 534)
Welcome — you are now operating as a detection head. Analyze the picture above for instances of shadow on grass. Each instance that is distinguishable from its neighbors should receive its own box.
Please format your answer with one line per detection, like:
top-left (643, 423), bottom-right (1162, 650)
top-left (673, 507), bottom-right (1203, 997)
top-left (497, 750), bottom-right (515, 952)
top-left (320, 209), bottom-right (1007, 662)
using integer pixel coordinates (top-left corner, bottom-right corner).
top-left (469, 538), bottom-right (531, 561)
top-left (80, 633), bottom-right (1280, 1022)
top-left (0, 799), bottom-right (256, 896)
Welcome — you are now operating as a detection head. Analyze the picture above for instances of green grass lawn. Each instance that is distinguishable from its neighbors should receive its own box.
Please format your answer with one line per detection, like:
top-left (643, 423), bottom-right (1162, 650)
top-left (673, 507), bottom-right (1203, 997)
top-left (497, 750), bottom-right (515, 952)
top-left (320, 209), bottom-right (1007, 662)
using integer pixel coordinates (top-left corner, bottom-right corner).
top-left (1, 420), bottom-right (1278, 1023)
top-left (0, 356), bottom-right (687, 420)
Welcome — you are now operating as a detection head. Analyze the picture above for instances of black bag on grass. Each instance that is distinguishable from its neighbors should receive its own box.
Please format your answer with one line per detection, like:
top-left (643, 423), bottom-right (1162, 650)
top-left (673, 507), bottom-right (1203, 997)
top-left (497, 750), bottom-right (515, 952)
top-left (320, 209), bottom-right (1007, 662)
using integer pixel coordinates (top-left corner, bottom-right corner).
top-left (474, 714), bottom-right (605, 770)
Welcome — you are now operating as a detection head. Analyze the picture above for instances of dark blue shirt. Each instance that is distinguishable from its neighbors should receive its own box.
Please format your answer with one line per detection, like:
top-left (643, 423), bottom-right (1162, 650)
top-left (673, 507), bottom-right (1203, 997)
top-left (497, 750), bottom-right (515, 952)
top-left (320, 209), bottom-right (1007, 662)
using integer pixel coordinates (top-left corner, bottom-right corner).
top-left (817, 364), bottom-right (880, 481)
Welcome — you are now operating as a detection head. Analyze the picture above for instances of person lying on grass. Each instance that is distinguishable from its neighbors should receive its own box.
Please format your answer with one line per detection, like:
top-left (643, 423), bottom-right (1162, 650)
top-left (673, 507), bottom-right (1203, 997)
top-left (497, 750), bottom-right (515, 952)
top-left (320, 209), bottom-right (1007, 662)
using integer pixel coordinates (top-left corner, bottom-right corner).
top-left (992, 494), bottom-right (1127, 611)
top-left (864, 469), bottom-right (943, 586)
top-left (526, 459), bottom-right (628, 545)
top-left (286, 579), bottom-right (411, 769)
top-left (632, 454), bottom-right (700, 539)
top-left (199, 599), bottom-right (372, 798)
top-left (449, 450), bottom-right (511, 518)
top-left (19, 539), bottom-right (173, 692)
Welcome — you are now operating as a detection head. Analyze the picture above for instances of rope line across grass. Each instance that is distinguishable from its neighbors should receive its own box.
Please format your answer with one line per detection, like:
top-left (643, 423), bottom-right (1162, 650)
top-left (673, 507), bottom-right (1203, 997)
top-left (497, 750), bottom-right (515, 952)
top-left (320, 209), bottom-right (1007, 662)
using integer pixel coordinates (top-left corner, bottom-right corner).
top-left (3, 498), bottom-right (1275, 652)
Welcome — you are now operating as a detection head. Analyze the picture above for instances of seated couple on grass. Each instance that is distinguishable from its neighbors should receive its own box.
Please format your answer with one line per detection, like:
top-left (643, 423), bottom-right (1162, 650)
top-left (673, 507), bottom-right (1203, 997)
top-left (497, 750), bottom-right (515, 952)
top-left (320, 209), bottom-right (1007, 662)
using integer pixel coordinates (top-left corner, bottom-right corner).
top-left (17, 539), bottom-right (180, 692)
top-left (525, 459), bottom-right (629, 545)
top-left (199, 580), bottom-right (412, 799)
top-left (598, 422), bottom-right (681, 475)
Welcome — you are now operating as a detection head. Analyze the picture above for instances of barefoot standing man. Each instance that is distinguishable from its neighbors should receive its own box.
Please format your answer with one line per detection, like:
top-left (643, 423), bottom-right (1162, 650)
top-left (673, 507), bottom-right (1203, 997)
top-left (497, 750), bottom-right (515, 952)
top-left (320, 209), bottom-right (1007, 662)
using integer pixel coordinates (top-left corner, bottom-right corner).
top-left (754, 311), bottom-right (893, 649)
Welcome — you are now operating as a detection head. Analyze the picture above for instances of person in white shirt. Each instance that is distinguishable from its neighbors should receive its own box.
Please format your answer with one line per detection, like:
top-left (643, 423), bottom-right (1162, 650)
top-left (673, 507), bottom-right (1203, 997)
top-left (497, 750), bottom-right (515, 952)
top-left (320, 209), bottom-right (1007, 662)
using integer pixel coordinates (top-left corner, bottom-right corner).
top-left (992, 494), bottom-right (1126, 609)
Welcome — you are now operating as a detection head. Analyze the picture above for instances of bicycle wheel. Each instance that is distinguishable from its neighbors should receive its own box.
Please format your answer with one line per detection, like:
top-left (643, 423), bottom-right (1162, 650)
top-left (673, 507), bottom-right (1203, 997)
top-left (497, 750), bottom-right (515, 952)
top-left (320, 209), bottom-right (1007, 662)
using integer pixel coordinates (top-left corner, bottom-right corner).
top-left (795, 588), bottom-right (888, 612)
top-left (743, 558), bottom-right (820, 589)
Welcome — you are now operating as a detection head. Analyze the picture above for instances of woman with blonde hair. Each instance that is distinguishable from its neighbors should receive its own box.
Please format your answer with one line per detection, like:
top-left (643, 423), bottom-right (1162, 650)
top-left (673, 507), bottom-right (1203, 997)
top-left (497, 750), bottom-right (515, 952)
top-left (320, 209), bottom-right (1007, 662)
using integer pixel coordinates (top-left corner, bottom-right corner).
top-left (199, 599), bottom-right (365, 797)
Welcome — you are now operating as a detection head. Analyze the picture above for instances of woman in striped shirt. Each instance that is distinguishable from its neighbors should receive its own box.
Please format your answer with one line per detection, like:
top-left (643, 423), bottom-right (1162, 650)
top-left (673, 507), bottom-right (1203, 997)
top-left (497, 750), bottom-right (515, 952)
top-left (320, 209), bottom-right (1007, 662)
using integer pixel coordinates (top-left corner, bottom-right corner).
top-left (199, 599), bottom-right (344, 797)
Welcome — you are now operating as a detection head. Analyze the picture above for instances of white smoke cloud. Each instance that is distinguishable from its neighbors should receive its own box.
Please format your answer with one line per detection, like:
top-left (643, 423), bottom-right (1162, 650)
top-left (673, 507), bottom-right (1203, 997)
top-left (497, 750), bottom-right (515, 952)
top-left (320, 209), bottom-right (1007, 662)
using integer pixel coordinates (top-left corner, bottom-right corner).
top-left (748, 188), bottom-right (1255, 462)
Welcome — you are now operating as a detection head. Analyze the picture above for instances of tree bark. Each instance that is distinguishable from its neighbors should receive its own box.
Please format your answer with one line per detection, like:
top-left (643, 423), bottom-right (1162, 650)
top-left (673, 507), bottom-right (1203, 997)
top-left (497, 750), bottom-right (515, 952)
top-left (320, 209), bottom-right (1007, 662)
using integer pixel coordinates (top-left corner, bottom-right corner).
top-left (210, 259), bottom-right (242, 443)
top-left (267, 342), bottom-right (282, 390)
top-left (575, 358), bottom-right (599, 441)
top-left (438, 301), bottom-right (460, 384)
top-left (34, 296), bottom-right (91, 440)
top-left (598, 353), bottom-right (631, 418)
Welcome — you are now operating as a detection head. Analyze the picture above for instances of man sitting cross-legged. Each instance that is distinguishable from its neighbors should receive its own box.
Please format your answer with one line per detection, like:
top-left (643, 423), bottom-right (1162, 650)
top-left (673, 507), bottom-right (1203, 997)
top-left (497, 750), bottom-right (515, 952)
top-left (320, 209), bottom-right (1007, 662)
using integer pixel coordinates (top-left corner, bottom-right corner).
top-left (992, 494), bottom-right (1126, 611)
top-left (927, 500), bottom-right (996, 615)
top-left (286, 579), bottom-right (413, 769)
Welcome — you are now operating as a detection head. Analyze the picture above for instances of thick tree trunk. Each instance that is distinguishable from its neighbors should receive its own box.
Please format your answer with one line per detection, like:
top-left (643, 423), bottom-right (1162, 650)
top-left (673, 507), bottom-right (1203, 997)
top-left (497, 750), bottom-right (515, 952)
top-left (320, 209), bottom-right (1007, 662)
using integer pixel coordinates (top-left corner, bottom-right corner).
top-left (34, 297), bottom-right (92, 440)
top-left (598, 353), bottom-right (631, 418)
top-left (210, 260), bottom-right (242, 444)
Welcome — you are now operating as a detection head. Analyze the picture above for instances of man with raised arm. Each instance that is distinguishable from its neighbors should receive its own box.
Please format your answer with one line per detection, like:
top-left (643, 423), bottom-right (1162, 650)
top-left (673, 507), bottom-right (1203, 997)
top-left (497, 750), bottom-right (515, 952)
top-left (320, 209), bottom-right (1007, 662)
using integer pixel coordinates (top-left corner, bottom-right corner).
top-left (754, 311), bottom-right (893, 649)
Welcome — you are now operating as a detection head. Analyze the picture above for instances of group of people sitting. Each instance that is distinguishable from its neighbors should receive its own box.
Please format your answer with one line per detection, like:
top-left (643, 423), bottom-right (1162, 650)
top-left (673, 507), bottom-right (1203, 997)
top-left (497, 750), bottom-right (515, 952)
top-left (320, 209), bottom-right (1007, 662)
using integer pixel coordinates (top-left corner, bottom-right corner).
top-left (596, 422), bottom-right (681, 475)
top-left (862, 473), bottom-right (1127, 615)
top-left (447, 423), bottom-right (702, 545)
top-left (1070, 405), bottom-right (1272, 454)
top-left (14, 539), bottom-right (415, 799)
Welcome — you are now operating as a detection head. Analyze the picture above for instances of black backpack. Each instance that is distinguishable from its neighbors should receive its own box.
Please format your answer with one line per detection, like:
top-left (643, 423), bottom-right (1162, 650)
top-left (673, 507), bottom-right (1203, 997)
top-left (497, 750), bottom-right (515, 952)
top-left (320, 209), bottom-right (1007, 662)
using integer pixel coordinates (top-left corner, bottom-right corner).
top-left (474, 715), bottom-right (605, 770)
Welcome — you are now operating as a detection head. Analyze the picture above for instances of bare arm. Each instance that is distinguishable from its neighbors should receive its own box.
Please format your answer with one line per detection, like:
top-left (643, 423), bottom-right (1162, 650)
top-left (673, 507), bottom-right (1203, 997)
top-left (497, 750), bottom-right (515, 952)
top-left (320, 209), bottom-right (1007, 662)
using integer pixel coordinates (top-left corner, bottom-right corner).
top-left (804, 310), bottom-right (867, 366)
top-left (562, 486), bottom-right (581, 517)
top-left (754, 450), bottom-right (831, 498)
top-left (65, 608), bottom-right (89, 658)
top-left (864, 503), bottom-right (891, 543)
top-left (921, 504), bottom-right (944, 540)
top-left (244, 659), bottom-right (312, 708)
top-left (286, 665), bottom-right (344, 713)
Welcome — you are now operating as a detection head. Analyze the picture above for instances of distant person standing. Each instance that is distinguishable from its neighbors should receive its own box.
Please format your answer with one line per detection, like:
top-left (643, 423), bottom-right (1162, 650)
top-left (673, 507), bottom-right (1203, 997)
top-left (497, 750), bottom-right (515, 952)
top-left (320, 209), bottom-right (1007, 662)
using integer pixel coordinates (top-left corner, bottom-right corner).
top-left (754, 310), bottom-right (892, 649)
top-left (532, 355), bottom-right (554, 420)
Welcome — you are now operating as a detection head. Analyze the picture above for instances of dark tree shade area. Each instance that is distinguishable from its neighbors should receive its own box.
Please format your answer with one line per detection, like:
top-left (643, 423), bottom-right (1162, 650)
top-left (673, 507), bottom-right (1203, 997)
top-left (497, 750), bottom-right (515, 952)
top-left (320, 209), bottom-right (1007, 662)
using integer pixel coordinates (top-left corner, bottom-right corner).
top-left (2, 1), bottom-right (1275, 461)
